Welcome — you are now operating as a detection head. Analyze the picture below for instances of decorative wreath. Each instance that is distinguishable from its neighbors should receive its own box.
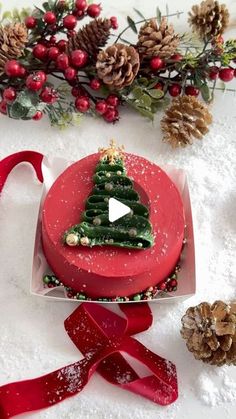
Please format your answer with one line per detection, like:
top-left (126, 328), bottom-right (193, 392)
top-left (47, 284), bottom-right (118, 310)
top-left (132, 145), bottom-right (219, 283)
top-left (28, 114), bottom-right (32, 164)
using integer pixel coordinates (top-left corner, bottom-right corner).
top-left (0, 0), bottom-right (235, 147)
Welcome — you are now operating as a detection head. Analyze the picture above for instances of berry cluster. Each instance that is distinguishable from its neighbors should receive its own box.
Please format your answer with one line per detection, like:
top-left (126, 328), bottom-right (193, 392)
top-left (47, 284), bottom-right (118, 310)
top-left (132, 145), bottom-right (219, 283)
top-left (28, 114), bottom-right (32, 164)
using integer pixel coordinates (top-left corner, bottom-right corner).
top-left (0, 0), bottom-right (119, 123)
top-left (148, 37), bottom-right (236, 100)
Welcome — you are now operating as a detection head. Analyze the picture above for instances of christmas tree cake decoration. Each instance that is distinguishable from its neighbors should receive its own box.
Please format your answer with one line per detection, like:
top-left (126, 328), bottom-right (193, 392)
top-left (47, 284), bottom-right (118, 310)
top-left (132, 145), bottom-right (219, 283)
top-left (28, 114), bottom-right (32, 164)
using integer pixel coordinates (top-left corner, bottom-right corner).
top-left (181, 300), bottom-right (236, 366)
top-left (64, 141), bottom-right (154, 250)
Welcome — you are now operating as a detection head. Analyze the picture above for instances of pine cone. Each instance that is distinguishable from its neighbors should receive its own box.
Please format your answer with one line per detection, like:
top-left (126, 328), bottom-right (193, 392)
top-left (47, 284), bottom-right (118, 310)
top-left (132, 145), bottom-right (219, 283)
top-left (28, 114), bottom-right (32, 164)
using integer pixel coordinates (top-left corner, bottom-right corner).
top-left (189, 0), bottom-right (230, 40)
top-left (67, 18), bottom-right (111, 58)
top-left (181, 301), bottom-right (236, 366)
top-left (0, 23), bottom-right (28, 73)
top-left (161, 95), bottom-right (212, 148)
top-left (137, 17), bottom-right (180, 59)
top-left (96, 43), bottom-right (140, 90)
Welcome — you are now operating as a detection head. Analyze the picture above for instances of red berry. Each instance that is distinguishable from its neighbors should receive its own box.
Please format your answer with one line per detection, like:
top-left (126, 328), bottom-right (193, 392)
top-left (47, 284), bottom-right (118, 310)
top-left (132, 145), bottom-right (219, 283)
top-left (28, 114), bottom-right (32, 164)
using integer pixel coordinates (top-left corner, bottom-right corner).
top-left (150, 56), bottom-right (164, 70)
top-left (26, 73), bottom-right (44, 91)
top-left (90, 78), bottom-right (101, 90)
top-left (170, 53), bottom-right (183, 61)
top-left (110, 16), bottom-right (118, 30)
top-left (103, 107), bottom-right (119, 123)
top-left (71, 86), bottom-right (80, 97)
top-left (48, 46), bottom-right (60, 61)
top-left (3, 87), bottom-right (16, 103)
top-left (5, 60), bottom-right (21, 77)
top-left (168, 84), bottom-right (181, 97)
top-left (106, 94), bottom-right (119, 107)
top-left (185, 85), bottom-right (199, 96)
top-left (25, 16), bottom-right (37, 29)
top-left (37, 70), bottom-right (47, 83)
top-left (95, 100), bottom-right (108, 114)
top-left (50, 35), bottom-right (57, 44)
top-left (33, 110), bottom-right (43, 121)
top-left (70, 49), bottom-right (88, 68)
top-left (219, 68), bottom-right (234, 82)
top-left (208, 66), bottom-right (219, 80)
top-left (44, 11), bottom-right (57, 25)
top-left (75, 0), bottom-right (87, 10)
top-left (63, 14), bottom-right (77, 30)
top-left (40, 87), bottom-right (58, 104)
top-left (234, 69), bottom-right (236, 77)
top-left (75, 96), bottom-right (90, 112)
top-left (158, 282), bottom-right (166, 291)
top-left (87, 4), bottom-right (101, 18)
top-left (154, 82), bottom-right (163, 90)
top-left (73, 8), bottom-right (84, 18)
top-left (57, 39), bottom-right (67, 52)
top-left (64, 66), bottom-right (77, 80)
top-left (170, 279), bottom-right (177, 287)
top-left (0, 100), bottom-right (7, 115)
top-left (18, 66), bottom-right (27, 78)
top-left (33, 44), bottom-right (48, 61)
top-left (56, 53), bottom-right (69, 70)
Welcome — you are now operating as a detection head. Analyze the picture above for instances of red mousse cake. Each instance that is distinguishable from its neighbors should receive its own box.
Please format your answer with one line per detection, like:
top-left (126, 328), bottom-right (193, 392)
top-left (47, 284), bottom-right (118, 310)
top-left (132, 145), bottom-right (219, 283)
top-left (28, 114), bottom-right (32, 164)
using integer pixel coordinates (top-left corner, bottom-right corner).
top-left (42, 145), bottom-right (185, 299)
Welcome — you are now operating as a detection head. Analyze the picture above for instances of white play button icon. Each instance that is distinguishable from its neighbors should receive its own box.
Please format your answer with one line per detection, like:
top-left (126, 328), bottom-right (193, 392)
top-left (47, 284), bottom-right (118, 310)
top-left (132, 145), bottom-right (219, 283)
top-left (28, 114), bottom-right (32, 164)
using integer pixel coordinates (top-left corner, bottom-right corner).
top-left (108, 197), bottom-right (131, 222)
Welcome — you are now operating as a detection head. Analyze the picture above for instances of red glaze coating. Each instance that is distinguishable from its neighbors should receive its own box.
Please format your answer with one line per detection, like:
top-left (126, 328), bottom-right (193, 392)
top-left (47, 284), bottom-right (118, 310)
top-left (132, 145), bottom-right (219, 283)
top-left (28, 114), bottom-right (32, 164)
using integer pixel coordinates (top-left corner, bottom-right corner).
top-left (42, 153), bottom-right (185, 297)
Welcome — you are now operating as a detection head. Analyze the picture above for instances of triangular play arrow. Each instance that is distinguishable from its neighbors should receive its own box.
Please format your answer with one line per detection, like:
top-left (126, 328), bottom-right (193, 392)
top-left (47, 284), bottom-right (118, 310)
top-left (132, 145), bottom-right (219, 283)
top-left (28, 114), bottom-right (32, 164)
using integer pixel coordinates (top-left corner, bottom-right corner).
top-left (109, 197), bottom-right (131, 222)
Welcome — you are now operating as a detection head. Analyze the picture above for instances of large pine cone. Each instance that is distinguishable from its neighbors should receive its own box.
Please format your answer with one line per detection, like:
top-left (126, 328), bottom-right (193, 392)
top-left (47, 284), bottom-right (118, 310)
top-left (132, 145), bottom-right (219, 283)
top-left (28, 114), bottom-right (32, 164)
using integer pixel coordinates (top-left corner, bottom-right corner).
top-left (0, 23), bottom-right (28, 73)
top-left (189, 0), bottom-right (230, 40)
top-left (161, 95), bottom-right (212, 148)
top-left (137, 17), bottom-right (180, 59)
top-left (68, 18), bottom-right (111, 58)
top-left (181, 301), bottom-right (236, 366)
top-left (96, 43), bottom-right (140, 90)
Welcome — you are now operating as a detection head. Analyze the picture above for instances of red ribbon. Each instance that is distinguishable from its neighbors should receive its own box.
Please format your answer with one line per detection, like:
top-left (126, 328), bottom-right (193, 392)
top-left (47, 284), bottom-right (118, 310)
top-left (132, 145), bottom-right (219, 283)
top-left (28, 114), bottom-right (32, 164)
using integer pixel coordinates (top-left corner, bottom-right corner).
top-left (0, 150), bottom-right (44, 193)
top-left (0, 152), bottom-right (178, 418)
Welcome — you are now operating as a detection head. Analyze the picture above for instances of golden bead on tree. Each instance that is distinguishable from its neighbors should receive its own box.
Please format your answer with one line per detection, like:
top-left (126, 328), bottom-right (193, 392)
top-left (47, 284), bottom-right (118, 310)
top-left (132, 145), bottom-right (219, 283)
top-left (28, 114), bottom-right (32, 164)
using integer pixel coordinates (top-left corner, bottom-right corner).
top-left (96, 43), bottom-right (140, 90)
top-left (188, 0), bottom-right (230, 40)
top-left (161, 95), bottom-right (212, 148)
top-left (0, 23), bottom-right (28, 73)
top-left (137, 17), bottom-right (180, 59)
top-left (181, 300), bottom-right (236, 366)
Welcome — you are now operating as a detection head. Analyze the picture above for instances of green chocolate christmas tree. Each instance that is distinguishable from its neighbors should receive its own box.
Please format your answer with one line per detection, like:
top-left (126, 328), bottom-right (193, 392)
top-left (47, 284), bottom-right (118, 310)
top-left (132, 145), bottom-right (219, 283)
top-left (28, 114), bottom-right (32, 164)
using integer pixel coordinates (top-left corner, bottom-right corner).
top-left (64, 141), bottom-right (154, 250)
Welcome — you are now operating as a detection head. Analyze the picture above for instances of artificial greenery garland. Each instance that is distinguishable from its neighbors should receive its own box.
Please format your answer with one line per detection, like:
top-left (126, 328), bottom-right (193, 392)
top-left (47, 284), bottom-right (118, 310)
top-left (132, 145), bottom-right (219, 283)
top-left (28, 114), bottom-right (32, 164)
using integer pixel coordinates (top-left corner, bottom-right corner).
top-left (0, 0), bottom-right (235, 147)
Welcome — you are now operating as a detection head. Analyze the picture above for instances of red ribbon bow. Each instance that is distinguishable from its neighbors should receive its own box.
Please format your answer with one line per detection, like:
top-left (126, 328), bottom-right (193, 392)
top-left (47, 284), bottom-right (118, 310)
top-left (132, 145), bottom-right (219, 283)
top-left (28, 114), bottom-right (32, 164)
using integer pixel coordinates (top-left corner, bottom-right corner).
top-left (0, 152), bottom-right (178, 418)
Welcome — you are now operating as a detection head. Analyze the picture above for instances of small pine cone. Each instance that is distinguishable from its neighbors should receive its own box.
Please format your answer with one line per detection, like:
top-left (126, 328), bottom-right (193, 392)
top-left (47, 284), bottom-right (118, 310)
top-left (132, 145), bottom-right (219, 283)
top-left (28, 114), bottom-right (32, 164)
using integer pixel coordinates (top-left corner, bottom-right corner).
top-left (0, 23), bottom-right (28, 73)
top-left (181, 301), bottom-right (236, 366)
top-left (189, 0), bottom-right (230, 40)
top-left (68, 18), bottom-right (111, 58)
top-left (161, 95), bottom-right (212, 148)
top-left (137, 17), bottom-right (180, 59)
top-left (96, 43), bottom-right (140, 90)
